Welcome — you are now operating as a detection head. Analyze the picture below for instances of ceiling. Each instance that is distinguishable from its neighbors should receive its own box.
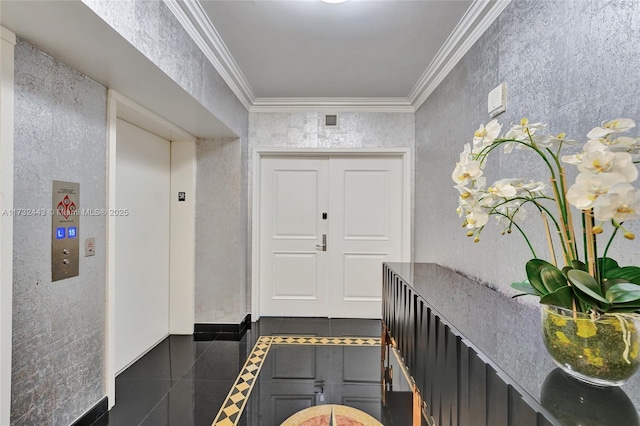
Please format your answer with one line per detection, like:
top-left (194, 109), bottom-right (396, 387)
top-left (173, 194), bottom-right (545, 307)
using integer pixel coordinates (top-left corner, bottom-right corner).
top-left (1, 0), bottom-right (512, 115)
top-left (168, 0), bottom-right (511, 111)
top-left (201, 0), bottom-right (472, 98)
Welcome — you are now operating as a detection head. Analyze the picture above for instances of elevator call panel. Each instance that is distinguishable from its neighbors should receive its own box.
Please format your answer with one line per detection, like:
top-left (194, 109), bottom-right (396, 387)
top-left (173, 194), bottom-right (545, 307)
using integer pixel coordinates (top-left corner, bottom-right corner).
top-left (52, 181), bottom-right (79, 282)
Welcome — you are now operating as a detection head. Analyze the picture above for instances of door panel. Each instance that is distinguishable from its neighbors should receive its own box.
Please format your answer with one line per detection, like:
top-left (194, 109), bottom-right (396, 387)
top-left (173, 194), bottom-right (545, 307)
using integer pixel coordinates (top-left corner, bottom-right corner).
top-left (329, 157), bottom-right (403, 318)
top-left (273, 253), bottom-right (318, 299)
top-left (260, 157), bottom-right (329, 316)
top-left (274, 170), bottom-right (318, 238)
top-left (342, 253), bottom-right (388, 300)
top-left (343, 170), bottom-right (390, 239)
top-left (115, 119), bottom-right (170, 373)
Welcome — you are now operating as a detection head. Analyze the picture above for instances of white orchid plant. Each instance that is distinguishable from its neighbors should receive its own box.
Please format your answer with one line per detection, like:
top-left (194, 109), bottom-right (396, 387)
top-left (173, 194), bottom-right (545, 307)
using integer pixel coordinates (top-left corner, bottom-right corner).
top-left (453, 117), bottom-right (640, 314)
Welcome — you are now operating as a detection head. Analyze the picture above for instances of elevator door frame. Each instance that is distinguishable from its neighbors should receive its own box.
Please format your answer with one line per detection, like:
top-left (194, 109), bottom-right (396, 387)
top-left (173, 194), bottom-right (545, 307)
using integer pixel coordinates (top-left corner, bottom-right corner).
top-left (105, 90), bottom-right (197, 409)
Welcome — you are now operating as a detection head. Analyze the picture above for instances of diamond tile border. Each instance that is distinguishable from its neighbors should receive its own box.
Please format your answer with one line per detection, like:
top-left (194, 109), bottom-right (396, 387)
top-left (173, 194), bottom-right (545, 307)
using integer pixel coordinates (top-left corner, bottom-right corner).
top-left (211, 335), bottom-right (381, 426)
top-left (212, 336), bottom-right (273, 426)
top-left (272, 336), bottom-right (381, 346)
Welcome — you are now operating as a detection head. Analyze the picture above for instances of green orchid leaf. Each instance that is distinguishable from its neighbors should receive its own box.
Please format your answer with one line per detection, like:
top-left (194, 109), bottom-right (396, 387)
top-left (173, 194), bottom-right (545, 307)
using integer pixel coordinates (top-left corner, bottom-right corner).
top-left (608, 301), bottom-right (640, 310)
top-left (562, 266), bottom-right (574, 277)
top-left (571, 260), bottom-right (586, 271)
top-left (605, 266), bottom-right (640, 285)
top-left (540, 266), bottom-right (568, 293)
top-left (526, 259), bottom-right (556, 295)
top-left (606, 299), bottom-right (640, 313)
top-left (540, 286), bottom-right (574, 310)
top-left (606, 283), bottom-right (640, 304)
top-left (602, 278), bottom-right (628, 295)
top-left (603, 306), bottom-right (640, 314)
top-left (567, 269), bottom-right (608, 303)
top-left (598, 257), bottom-right (619, 274)
top-left (510, 280), bottom-right (540, 296)
top-left (578, 299), bottom-right (591, 313)
top-left (571, 286), bottom-right (598, 311)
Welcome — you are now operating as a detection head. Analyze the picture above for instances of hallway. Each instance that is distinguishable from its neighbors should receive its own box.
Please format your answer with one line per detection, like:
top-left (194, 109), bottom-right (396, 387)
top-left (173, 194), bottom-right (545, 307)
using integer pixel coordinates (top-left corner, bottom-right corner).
top-left (3, 2), bottom-right (639, 425)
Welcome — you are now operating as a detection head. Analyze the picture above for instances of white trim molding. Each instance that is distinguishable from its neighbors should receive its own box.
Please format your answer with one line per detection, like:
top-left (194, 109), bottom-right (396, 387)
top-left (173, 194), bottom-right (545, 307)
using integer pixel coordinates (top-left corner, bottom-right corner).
top-left (163, 0), bottom-right (255, 110)
top-left (166, 0), bottom-right (510, 112)
top-left (169, 140), bottom-right (196, 335)
top-left (408, 0), bottom-right (512, 110)
top-left (0, 25), bottom-right (16, 426)
top-left (250, 97), bottom-right (415, 113)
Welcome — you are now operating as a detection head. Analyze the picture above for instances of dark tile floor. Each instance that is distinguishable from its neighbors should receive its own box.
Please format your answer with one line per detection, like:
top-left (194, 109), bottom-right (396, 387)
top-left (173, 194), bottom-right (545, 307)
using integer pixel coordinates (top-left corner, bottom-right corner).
top-left (95, 318), bottom-right (383, 426)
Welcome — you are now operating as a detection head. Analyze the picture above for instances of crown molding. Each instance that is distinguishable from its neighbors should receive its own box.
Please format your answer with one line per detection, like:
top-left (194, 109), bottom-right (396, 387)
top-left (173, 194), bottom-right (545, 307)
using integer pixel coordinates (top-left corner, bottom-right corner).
top-left (409, 0), bottom-right (512, 111)
top-left (163, 0), bottom-right (254, 110)
top-left (167, 0), bottom-right (510, 112)
top-left (250, 97), bottom-right (415, 113)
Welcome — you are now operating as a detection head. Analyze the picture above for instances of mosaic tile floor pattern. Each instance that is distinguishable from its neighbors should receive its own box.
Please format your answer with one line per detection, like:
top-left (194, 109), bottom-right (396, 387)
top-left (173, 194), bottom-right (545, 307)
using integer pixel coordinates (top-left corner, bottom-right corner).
top-left (211, 336), bottom-right (382, 426)
top-left (280, 404), bottom-right (383, 426)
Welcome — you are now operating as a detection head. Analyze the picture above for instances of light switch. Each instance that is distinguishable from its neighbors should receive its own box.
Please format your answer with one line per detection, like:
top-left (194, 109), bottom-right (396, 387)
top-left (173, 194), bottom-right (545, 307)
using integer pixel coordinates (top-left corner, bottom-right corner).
top-left (488, 82), bottom-right (507, 117)
top-left (85, 237), bottom-right (95, 257)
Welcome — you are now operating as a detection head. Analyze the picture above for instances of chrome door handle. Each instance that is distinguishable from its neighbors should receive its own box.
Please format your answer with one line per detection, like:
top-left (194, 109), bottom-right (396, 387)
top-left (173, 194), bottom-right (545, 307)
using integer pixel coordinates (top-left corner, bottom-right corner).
top-left (315, 234), bottom-right (327, 251)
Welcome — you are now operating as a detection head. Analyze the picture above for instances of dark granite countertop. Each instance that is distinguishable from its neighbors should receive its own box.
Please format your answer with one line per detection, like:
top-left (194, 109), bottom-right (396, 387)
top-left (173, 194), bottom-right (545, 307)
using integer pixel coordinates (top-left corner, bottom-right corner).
top-left (385, 262), bottom-right (640, 425)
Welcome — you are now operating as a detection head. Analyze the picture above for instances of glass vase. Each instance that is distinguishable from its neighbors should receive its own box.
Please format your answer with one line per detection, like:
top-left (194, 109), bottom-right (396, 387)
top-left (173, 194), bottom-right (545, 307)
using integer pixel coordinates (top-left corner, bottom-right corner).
top-left (541, 305), bottom-right (640, 387)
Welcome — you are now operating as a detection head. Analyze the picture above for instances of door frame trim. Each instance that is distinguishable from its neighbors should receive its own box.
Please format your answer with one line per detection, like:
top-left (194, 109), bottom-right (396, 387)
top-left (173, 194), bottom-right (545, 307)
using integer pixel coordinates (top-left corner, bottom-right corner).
top-left (251, 148), bottom-right (412, 320)
top-left (0, 26), bottom-right (16, 426)
top-left (106, 90), bottom-right (196, 408)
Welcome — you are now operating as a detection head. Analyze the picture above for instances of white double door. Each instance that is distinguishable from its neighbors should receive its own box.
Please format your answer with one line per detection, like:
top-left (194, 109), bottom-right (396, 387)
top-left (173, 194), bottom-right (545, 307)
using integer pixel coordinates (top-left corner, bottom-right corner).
top-left (259, 154), bottom-right (405, 319)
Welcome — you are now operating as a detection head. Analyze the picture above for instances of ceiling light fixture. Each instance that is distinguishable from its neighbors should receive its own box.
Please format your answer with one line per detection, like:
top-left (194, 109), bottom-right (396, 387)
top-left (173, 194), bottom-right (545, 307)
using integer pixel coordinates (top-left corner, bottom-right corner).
top-left (321, 0), bottom-right (348, 3)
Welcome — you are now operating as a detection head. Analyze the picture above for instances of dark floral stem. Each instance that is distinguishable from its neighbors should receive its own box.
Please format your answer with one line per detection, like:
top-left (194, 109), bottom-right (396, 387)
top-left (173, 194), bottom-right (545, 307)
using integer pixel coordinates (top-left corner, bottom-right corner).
top-left (475, 136), bottom-right (571, 263)
top-left (487, 196), bottom-right (567, 260)
top-left (601, 222), bottom-right (621, 283)
top-left (493, 212), bottom-right (537, 258)
top-left (581, 212), bottom-right (589, 271)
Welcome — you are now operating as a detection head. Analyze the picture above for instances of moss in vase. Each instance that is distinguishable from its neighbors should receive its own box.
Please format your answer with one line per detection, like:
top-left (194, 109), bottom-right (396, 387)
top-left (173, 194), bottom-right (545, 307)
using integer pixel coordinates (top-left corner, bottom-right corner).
top-left (542, 310), bottom-right (640, 381)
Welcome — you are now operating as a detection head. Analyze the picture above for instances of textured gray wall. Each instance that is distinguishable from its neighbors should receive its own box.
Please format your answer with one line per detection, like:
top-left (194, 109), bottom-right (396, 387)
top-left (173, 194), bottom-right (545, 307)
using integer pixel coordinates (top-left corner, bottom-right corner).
top-left (248, 111), bottom-right (416, 310)
top-left (82, 0), bottom-right (250, 324)
top-left (415, 0), bottom-right (640, 294)
top-left (195, 138), bottom-right (246, 323)
top-left (82, 0), bottom-right (248, 139)
top-left (12, 41), bottom-right (107, 425)
top-left (249, 112), bottom-right (415, 150)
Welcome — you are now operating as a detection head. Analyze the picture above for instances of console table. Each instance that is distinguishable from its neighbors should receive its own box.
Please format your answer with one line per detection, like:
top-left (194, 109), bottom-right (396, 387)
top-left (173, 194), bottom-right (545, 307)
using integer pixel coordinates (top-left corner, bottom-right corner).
top-left (381, 262), bottom-right (640, 426)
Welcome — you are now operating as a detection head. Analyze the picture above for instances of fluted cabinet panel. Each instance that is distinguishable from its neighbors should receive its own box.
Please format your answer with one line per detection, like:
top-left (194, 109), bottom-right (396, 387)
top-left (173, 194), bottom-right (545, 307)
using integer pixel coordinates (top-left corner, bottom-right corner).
top-left (382, 263), bottom-right (558, 426)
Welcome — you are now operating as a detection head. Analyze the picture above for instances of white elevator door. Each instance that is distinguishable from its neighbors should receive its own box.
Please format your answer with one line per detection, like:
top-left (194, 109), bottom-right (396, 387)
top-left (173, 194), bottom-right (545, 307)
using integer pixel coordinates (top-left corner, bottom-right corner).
top-left (115, 119), bottom-right (171, 373)
top-left (259, 155), bottom-right (404, 319)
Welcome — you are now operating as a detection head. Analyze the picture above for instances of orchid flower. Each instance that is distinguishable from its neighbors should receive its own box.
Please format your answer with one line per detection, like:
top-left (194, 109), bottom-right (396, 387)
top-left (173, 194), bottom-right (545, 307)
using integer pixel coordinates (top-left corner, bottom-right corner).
top-left (592, 182), bottom-right (640, 222)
